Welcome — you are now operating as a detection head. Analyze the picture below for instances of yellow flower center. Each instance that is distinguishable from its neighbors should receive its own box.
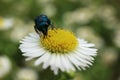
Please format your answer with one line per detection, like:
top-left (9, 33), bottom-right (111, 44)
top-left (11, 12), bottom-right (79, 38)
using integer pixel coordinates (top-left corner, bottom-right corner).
top-left (40, 29), bottom-right (78, 53)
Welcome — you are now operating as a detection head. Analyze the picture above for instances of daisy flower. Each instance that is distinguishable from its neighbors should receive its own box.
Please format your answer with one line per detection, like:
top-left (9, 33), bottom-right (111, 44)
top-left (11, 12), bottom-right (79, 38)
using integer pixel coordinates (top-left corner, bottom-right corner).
top-left (19, 29), bottom-right (97, 75)
top-left (0, 55), bottom-right (12, 78)
top-left (0, 17), bottom-right (14, 30)
top-left (15, 68), bottom-right (38, 80)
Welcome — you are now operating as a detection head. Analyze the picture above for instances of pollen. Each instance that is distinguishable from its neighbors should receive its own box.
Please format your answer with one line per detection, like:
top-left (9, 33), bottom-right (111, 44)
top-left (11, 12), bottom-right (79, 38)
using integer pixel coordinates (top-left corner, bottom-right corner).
top-left (40, 29), bottom-right (78, 53)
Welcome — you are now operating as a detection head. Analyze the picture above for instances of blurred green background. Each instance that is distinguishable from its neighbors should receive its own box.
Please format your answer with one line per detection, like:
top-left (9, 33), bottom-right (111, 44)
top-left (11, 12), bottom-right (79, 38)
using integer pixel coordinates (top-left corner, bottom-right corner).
top-left (0, 0), bottom-right (120, 80)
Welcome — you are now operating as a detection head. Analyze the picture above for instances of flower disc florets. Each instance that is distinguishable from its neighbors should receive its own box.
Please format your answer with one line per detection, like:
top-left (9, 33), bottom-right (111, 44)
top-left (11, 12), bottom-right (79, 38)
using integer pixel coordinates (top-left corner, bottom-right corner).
top-left (41, 29), bottom-right (78, 53)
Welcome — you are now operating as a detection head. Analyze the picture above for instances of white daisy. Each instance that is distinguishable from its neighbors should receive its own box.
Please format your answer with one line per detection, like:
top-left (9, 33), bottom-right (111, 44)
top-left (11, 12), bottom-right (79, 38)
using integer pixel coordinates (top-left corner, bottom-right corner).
top-left (0, 55), bottom-right (12, 78)
top-left (0, 17), bottom-right (14, 30)
top-left (19, 29), bottom-right (97, 75)
top-left (15, 68), bottom-right (38, 80)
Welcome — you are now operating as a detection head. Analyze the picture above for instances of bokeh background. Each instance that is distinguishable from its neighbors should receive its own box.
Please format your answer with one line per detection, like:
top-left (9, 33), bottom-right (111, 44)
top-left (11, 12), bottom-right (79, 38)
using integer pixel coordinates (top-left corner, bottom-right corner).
top-left (0, 0), bottom-right (120, 80)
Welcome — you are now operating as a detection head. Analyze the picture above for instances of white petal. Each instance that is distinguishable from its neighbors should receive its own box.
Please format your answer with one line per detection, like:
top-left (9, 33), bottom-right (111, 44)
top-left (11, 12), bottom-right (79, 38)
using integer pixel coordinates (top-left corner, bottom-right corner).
top-left (81, 43), bottom-right (95, 47)
top-left (67, 53), bottom-right (82, 70)
top-left (78, 39), bottom-right (87, 44)
top-left (34, 54), bottom-right (46, 66)
top-left (81, 47), bottom-right (97, 52)
top-left (20, 33), bottom-right (39, 43)
top-left (74, 53), bottom-right (92, 66)
top-left (55, 54), bottom-right (65, 72)
top-left (75, 50), bottom-right (94, 61)
top-left (77, 45), bottom-right (97, 56)
top-left (68, 53), bottom-right (89, 70)
top-left (77, 39), bottom-right (97, 48)
top-left (20, 39), bottom-right (39, 43)
top-left (25, 57), bottom-right (34, 61)
top-left (23, 51), bottom-right (45, 58)
top-left (60, 55), bottom-right (71, 72)
top-left (49, 54), bottom-right (57, 70)
top-left (23, 37), bottom-right (38, 43)
top-left (42, 52), bottom-right (52, 69)
top-left (20, 46), bottom-right (42, 53)
top-left (20, 38), bottom-right (38, 43)
top-left (63, 54), bottom-right (75, 71)
top-left (20, 43), bottom-right (39, 48)
top-left (53, 54), bottom-right (75, 72)
top-left (29, 33), bottom-right (39, 38)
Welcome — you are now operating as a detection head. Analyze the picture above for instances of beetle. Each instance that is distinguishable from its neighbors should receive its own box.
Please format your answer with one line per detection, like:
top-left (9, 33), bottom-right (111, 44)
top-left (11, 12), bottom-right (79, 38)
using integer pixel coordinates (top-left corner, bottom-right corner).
top-left (34, 14), bottom-right (54, 36)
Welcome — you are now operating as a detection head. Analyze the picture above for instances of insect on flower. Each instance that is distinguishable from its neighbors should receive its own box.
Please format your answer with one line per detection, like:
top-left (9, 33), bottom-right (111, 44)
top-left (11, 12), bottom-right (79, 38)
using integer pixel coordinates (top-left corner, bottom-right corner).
top-left (34, 14), bottom-right (54, 36)
top-left (19, 15), bottom-right (98, 75)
